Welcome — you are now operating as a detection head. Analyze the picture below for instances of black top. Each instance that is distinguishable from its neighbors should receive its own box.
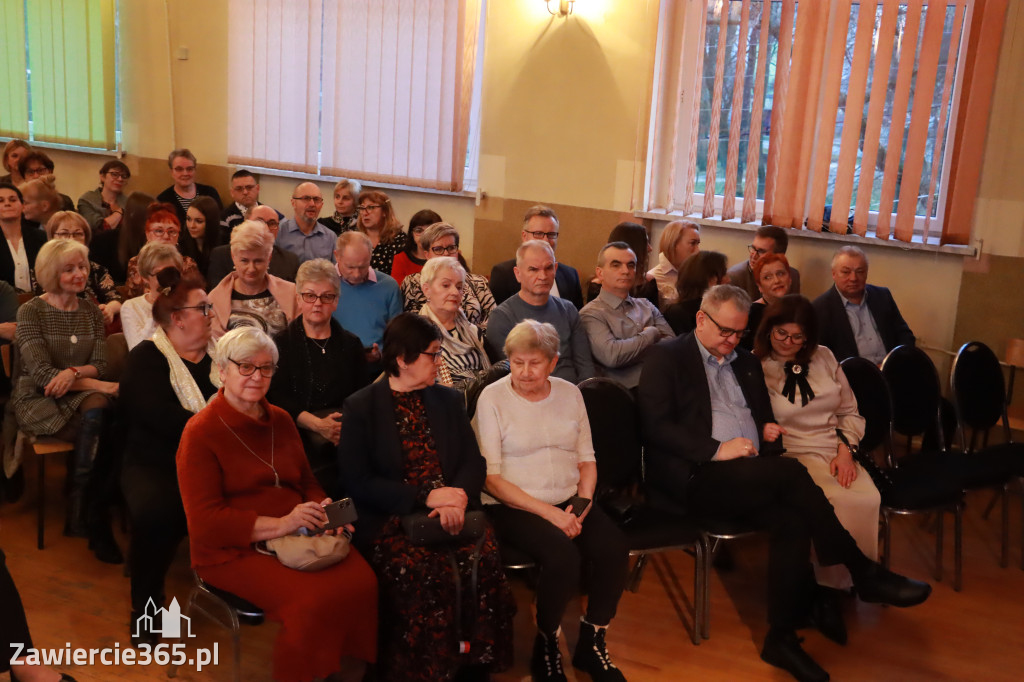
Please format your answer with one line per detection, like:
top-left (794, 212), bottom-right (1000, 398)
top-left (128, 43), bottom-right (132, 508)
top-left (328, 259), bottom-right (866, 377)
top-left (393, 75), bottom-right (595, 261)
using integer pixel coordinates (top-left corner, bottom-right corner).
top-left (89, 227), bottom-right (126, 284)
top-left (156, 183), bottom-right (223, 231)
top-left (662, 297), bottom-right (702, 336)
top-left (219, 202), bottom-right (284, 245)
top-left (0, 226), bottom-right (46, 290)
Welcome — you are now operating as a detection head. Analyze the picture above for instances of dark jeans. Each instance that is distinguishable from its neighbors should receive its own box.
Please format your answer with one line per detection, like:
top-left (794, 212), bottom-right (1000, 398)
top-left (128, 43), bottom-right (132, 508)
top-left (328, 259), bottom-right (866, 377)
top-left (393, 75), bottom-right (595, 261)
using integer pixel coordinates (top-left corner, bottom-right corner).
top-left (0, 548), bottom-right (33, 673)
top-left (486, 502), bottom-right (629, 634)
top-left (683, 457), bottom-right (866, 630)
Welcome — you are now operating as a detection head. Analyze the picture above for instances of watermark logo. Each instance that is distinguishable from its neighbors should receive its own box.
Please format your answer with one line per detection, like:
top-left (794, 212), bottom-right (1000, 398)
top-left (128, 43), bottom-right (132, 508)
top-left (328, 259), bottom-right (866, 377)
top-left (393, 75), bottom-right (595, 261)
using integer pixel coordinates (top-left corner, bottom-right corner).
top-left (132, 597), bottom-right (195, 640)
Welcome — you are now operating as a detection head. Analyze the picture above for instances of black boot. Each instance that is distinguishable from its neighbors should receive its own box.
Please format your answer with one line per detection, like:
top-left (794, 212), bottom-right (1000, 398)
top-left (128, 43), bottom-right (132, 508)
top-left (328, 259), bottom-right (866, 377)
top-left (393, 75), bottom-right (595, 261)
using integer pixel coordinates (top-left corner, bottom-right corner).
top-left (78, 407), bottom-right (123, 564)
top-left (808, 586), bottom-right (847, 645)
top-left (852, 562), bottom-right (931, 607)
top-left (572, 619), bottom-right (627, 682)
top-left (761, 628), bottom-right (829, 682)
top-left (63, 410), bottom-right (104, 538)
top-left (530, 629), bottom-right (566, 682)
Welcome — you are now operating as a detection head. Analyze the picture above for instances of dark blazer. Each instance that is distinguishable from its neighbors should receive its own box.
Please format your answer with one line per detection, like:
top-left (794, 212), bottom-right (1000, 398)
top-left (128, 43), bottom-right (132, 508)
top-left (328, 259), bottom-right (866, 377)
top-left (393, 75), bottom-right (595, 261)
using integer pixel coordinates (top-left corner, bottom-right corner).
top-left (812, 284), bottom-right (915, 362)
top-left (205, 243), bottom-right (299, 288)
top-left (638, 332), bottom-right (782, 505)
top-left (0, 227), bottom-right (46, 289)
top-left (338, 380), bottom-right (486, 545)
top-left (489, 258), bottom-right (583, 309)
top-left (156, 183), bottom-right (223, 230)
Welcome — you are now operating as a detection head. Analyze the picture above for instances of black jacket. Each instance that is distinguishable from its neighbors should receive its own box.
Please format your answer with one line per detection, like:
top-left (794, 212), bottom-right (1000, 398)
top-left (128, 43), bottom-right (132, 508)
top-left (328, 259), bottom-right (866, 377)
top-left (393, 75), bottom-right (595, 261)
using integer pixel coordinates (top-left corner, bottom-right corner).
top-left (0, 227), bottom-right (46, 289)
top-left (489, 258), bottom-right (583, 309)
top-left (811, 284), bottom-right (915, 362)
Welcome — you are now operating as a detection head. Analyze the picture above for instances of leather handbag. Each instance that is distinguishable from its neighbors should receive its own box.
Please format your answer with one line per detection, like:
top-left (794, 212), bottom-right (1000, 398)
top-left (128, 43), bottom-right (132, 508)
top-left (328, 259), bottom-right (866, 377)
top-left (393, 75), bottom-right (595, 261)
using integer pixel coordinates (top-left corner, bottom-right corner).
top-left (401, 510), bottom-right (487, 546)
top-left (257, 533), bottom-right (351, 571)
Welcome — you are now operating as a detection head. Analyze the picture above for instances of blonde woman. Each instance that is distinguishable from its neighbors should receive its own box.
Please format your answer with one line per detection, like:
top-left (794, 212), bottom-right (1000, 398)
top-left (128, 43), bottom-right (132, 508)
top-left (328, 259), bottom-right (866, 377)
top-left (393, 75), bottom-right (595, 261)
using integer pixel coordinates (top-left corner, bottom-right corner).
top-left (319, 178), bottom-right (362, 234)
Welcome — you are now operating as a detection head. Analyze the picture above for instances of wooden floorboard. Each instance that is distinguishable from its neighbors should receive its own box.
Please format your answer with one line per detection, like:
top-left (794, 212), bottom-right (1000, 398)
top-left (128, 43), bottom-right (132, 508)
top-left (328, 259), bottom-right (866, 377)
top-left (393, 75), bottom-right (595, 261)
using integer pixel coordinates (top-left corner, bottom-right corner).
top-left (2, 463), bottom-right (1023, 681)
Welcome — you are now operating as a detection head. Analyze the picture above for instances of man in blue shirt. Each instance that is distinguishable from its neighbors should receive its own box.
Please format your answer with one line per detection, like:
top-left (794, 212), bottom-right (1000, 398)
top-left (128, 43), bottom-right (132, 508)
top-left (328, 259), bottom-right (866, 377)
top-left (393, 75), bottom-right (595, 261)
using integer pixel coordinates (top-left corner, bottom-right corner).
top-left (333, 231), bottom-right (402, 368)
top-left (276, 182), bottom-right (337, 264)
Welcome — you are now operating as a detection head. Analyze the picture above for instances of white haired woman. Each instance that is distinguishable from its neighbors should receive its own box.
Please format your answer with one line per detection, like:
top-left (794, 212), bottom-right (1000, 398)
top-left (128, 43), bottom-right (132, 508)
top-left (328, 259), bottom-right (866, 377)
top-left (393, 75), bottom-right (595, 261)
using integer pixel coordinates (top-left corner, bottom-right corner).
top-left (472, 320), bottom-right (630, 682)
top-left (268, 259), bottom-right (369, 496)
top-left (400, 222), bottom-right (495, 329)
top-left (11, 239), bottom-right (121, 563)
top-left (415, 256), bottom-right (492, 391)
top-left (177, 327), bottom-right (377, 682)
top-left (43, 211), bottom-right (124, 329)
top-left (120, 243), bottom-right (184, 349)
top-left (208, 220), bottom-right (296, 340)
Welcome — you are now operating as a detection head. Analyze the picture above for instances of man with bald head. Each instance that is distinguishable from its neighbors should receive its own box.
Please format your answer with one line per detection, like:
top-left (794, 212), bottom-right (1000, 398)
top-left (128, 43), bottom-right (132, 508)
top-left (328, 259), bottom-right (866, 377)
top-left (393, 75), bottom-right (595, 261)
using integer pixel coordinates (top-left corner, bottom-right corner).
top-left (276, 181), bottom-right (336, 264)
top-left (206, 204), bottom-right (299, 286)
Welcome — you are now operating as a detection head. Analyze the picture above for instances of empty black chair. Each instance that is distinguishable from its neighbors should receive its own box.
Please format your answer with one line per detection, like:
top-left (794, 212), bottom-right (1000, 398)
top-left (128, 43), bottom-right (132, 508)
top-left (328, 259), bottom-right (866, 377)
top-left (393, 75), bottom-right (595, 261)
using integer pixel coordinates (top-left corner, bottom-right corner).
top-left (463, 364), bottom-right (510, 419)
top-left (578, 377), bottom-right (705, 645)
top-left (842, 355), bottom-right (965, 590)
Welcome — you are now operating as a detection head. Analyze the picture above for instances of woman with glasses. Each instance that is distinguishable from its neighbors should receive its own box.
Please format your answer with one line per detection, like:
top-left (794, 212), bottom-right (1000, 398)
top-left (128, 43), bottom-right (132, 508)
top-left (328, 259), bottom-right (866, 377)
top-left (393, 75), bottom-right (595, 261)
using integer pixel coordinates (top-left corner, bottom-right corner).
top-left (753, 294), bottom-right (880, 644)
top-left (742, 252), bottom-right (793, 350)
top-left (124, 203), bottom-right (199, 297)
top-left (0, 182), bottom-right (46, 293)
top-left (355, 189), bottom-right (407, 275)
top-left (662, 250), bottom-right (729, 335)
top-left (77, 160), bottom-right (132, 233)
top-left (155, 148), bottom-right (222, 229)
top-left (121, 243), bottom-right (185, 349)
top-left (118, 268), bottom-right (218, 645)
top-left (390, 208), bottom-right (441, 285)
top-left (318, 178), bottom-right (361, 235)
top-left (209, 220), bottom-right (296, 340)
top-left (269, 259), bottom-right (369, 496)
top-left (400, 222), bottom-right (495, 330)
top-left (178, 327), bottom-right (378, 681)
top-left (43, 211), bottom-right (123, 331)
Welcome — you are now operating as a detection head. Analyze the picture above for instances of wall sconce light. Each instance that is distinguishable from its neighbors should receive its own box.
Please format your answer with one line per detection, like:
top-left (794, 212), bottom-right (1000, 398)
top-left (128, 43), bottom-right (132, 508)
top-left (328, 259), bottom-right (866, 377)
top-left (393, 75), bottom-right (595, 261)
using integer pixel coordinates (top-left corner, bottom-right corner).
top-left (546, 0), bottom-right (575, 17)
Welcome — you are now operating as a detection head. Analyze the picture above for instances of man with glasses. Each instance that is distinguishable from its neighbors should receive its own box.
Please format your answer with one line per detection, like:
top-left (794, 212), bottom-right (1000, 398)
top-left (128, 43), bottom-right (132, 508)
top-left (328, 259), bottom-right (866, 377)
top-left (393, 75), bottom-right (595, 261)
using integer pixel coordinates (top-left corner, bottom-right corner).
top-left (726, 225), bottom-right (802, 300)
top-left (639, 284), bottom-right (930, 682)
top-left (489, 205), bottom-right (583, 308)
top-left (219, 170), bottom-right (282, 242)
top-left (156, 148), bottom-right (223, 228)
top-left (579, 242), bottom-right (673, 389)
top-left (332, 231), bottom-right (402, 368)
top-left (276, 182), bottom-right (336, 265)
top-left (207, 204), bottom-right (299, 286)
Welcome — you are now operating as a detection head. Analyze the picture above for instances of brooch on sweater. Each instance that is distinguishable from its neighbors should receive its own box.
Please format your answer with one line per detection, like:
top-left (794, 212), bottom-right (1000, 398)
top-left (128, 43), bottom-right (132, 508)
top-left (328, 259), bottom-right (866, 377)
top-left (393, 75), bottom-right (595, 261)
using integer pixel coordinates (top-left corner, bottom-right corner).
top-left (782, 362), bottom-right (815, 406)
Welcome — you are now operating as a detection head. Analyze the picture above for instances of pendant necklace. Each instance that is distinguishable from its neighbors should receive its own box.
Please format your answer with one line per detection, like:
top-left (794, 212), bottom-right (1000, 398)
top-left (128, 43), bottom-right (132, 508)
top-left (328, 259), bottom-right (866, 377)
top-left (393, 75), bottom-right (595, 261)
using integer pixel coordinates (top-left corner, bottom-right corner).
top-left (308, 336), bottom-right (329, 355)
top-left (219, 415), bottom-right (279, 487)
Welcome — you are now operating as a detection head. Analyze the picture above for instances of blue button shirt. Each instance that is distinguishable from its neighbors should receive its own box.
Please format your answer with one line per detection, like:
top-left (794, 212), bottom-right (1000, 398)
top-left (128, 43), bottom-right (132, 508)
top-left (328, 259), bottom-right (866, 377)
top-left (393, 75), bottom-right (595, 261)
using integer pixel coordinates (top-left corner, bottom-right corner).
top-left (839, 288), bottom-right (887, 364)
top-left (696, 337), bottom-right (760, 450)
top-left (276, 218), bottom-right (336, 264)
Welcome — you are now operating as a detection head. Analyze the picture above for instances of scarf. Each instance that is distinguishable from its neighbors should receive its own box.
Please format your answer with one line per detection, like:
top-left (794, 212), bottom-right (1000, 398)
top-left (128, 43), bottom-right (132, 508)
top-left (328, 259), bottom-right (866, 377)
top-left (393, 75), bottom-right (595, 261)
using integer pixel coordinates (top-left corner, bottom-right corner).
top-left (781, 361), bottom-right (815, 407)
top-left (152, 326), bottom-right (222, 413)
top-left (418, 304), bottom-right (490, 386)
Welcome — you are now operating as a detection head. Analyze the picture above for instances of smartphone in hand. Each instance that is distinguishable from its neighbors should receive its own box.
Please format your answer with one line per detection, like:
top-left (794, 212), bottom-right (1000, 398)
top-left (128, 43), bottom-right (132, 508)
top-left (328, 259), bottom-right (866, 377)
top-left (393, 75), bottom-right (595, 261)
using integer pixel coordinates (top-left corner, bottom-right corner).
top-left (566, 495), bottom-right (591, 518)
top-left (323, 498), bottom-right (358, 530)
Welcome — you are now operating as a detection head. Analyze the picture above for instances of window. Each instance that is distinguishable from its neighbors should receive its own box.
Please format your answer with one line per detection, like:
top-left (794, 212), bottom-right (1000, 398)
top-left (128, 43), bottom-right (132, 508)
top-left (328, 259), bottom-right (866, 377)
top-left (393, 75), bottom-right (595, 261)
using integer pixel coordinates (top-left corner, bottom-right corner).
top-left (646, 0), bottom-right (1005, 246)
top-left (227, 0), bottom-right (484, 192)
top-left (0, 0), bottom-right (119, 151)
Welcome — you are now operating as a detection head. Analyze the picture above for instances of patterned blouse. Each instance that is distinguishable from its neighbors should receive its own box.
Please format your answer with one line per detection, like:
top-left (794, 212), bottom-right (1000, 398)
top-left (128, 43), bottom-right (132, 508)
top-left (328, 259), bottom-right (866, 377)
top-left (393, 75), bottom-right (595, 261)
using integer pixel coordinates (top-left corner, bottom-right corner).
top-left (401, 271), bottom-right (496, 330)
top-left (371, 231), bottom-right (408, 276)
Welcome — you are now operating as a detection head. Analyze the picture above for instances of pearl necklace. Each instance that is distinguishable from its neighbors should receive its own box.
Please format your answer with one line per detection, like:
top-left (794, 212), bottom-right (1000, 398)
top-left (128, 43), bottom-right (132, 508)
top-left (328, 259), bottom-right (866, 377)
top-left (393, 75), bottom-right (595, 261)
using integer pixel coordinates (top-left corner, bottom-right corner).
top-left (218, 416), bottom-right (279, 487)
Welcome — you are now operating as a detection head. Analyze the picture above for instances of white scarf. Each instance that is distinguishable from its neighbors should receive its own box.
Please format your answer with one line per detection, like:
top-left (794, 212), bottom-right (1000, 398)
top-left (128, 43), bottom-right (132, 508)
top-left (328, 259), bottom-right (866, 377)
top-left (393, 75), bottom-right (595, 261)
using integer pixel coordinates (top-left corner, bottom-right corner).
top-left (152, 326), bottom-right (221, 413)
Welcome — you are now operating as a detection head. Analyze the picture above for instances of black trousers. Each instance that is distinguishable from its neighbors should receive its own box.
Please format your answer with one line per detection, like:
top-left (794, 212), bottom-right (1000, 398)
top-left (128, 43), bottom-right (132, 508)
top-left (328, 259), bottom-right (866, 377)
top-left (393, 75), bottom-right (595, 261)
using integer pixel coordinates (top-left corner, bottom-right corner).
top-left (121, 464), bottom-right (188, 612)
top-left (0, 548), bottom-right (33, 673)
top-left (486, 502), bottom-right (629, 634)
top-left (684, 457), bottom-right (866, 630)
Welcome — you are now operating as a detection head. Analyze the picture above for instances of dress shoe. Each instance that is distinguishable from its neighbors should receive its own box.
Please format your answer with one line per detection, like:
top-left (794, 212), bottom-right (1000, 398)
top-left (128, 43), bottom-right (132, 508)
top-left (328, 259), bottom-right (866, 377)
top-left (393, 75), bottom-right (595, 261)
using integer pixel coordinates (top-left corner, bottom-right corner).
top-left (89, 531), bottom-right (124, 564)
top-left (809, 587), bottom-right (847, 645)
top-left (572, 619), bottom-right (627, 682)
top-left (853, 563), bottom-right (931, 607)
top-left (760, 629), bottom-right (829, 682)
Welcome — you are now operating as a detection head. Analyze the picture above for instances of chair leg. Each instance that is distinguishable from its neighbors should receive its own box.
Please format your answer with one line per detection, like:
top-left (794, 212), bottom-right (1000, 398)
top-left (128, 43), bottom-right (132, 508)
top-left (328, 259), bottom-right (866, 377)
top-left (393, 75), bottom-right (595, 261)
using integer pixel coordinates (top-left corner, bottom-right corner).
top-left (954, 504), bottom-right (963, 592)
top-left (627, 553), bottom-right (648, 593)
top-left (935, 510), bottom-right (944, 583)
top-left (691, 541), bottom-right (704, 646)
top-left (881, 512), bottom-right (892, 570)
top-left (37, 450), bottom-right (45, 550)
top-left (701, 536), bottom-right (714, 640)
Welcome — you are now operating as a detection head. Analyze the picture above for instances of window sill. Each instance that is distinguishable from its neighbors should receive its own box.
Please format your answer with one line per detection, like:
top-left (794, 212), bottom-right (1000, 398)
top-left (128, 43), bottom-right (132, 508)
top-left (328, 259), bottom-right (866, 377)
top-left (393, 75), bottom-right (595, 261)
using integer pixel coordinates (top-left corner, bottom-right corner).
top-left (634, 210), bottom-right (976, 258)
top-left (243, 164), bottom-right (479, 201)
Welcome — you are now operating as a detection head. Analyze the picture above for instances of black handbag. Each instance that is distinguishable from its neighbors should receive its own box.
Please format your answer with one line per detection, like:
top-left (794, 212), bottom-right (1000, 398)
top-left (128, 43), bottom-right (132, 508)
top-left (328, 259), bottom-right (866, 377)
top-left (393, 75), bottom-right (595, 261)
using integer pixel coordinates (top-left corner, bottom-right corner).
top-left (401, 510), bottom-right (487, 546)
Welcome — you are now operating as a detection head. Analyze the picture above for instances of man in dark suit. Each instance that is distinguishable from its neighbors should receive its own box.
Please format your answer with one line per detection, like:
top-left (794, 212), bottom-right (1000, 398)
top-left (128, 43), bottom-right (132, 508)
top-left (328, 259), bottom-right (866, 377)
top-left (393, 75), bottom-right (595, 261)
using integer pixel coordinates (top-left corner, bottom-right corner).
top-left (489, 205), bottom-right (583, 309)
top-left (639, 284), bottom-right (930, 682)
top-left (812, 246), bottom-right (914, 363)
top-left (206, 204), bottom-right (299, 286)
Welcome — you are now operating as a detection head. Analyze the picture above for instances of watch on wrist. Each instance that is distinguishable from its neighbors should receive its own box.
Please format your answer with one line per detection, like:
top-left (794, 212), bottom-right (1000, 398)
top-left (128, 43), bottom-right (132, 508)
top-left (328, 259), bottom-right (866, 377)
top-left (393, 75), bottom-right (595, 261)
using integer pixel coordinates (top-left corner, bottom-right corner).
top-left (71, 367), bottom-right (82, 379)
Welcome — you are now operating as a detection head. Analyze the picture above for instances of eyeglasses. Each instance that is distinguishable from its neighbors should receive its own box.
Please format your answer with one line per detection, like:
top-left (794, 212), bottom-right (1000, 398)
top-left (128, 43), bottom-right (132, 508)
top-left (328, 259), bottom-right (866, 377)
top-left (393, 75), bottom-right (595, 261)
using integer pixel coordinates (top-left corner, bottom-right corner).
top-left (299, 291), bottom-right (339, 304)
top-left (293, 195), bottom-right (324, 204)
top-left (747, 244), bottom-right (771, 257)
top-left (172, 166), bottom-right (195, 173)
top-left (54, 230), bottom-right (86, 240)
top-left (257, 218), bottom-right (280, 229)
top-left (174, 302), bottom-right (214, 317)
top-left (357, 205), bottom-right (382, 213)
top-left (430, 244), bottom-right (459, 256)
top-left (24, 166), bottom-right (49, 177)
top-left (106, 171), bottom-right (129, 180)
top-left (229, 358), bottom-right (277, 377)
top-left (420, 350), bottom-right (443, 362)
top-left (772, 327), bottom-right (807, 345)
top-left (524, 229), bottom-right (559, 240)
top-left (149, 227), bottom-right (180, 239)
top-left (701, 309), bottom-right (749, 339)
top-left (233, 184), bottom-right (257, 192)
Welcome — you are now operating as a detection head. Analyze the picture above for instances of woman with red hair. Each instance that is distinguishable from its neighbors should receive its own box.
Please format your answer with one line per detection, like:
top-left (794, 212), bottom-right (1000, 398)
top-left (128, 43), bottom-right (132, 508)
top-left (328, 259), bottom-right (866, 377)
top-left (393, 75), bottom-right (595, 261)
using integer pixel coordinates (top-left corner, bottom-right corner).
top-left (741, 252), bottom-right (793, 350)
top-left (124, 203), bottom-right (200, 297)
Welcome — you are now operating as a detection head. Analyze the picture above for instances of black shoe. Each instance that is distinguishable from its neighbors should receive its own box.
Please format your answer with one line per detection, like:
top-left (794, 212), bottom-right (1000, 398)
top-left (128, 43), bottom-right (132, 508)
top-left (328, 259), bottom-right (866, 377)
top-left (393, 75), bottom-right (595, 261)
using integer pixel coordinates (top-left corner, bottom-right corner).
top-left (89, 530), bottom-right (124, 565)
top-left (572, 619), bottom-right (626, 682)
top-left (761, 629), bottom-right (829, 682)
top-left (530, 630), bottom-right (567, 682)
top-left (1, 466), bottom-right (25, 504)
top-left (853, 563), bottom-right (931, 607)
top-left (808, 588), bottom-right (847, 645)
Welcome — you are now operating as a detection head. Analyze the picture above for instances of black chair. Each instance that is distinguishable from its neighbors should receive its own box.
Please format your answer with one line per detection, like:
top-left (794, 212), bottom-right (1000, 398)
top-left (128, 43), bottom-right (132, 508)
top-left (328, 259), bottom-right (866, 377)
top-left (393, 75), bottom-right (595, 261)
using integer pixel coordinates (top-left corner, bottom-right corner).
top-left (578, 377), bottom-right (705, 645)
top-left (950, 341), bottom-right (1024, 568)
top-left (464, 364), bottom-right (511, 419)
top-left (842, 353), bottom-right (965, 590)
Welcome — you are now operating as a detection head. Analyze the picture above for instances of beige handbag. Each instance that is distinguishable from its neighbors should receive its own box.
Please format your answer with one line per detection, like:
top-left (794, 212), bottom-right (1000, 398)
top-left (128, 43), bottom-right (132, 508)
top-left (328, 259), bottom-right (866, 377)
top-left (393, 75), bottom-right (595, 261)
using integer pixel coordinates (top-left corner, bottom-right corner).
top-left (257, 533), bottom-right (351, 571)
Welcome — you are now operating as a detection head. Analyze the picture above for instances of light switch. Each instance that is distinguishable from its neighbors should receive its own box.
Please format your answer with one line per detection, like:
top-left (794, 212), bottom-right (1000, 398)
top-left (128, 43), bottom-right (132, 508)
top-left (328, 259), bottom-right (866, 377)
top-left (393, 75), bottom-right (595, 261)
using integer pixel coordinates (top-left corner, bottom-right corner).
top-left (176, 46), bottom-right (189, 60)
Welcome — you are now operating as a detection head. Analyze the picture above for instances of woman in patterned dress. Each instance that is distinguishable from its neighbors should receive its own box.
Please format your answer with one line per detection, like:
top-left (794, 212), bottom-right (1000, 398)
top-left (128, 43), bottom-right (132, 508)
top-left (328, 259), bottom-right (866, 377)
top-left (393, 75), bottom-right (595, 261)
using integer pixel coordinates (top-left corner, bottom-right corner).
top-left (355, 189), bottom-right (407, 275)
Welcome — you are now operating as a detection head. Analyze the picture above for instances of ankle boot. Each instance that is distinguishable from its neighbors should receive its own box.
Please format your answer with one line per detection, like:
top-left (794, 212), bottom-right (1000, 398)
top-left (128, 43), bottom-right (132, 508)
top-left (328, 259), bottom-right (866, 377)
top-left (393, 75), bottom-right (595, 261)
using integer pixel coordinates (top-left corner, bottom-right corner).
top-left (530, 629), bottom-right (566, 682)
top-left (572, 619), bottom-right (627, 682)
top-left (63, 410), bottom-right (103, 537)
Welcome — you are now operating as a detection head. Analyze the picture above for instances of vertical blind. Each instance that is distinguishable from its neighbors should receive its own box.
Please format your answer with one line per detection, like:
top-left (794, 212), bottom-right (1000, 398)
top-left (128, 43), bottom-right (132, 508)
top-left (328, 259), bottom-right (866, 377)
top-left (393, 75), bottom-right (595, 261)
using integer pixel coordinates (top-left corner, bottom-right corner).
top-left (228, 0), bottom-right (481, 192)
top-left (0, 0), bottom-right (117, 150)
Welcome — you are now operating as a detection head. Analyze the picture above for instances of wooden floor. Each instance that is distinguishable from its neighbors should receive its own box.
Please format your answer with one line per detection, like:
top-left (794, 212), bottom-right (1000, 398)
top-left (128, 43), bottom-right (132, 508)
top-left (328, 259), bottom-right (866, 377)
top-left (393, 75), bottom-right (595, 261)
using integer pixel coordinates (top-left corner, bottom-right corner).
top-left (3, 464), bottom-right (1023, 681)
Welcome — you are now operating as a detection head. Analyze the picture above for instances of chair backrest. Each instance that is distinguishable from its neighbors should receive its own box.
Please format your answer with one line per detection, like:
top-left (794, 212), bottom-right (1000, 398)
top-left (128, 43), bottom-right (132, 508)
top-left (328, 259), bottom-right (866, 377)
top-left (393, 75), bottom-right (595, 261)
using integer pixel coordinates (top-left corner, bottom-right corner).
top-left (881, 344), bottom-right (944, 448)
top-left (105, 332), bottom-right (129, 382)
top-left (463, 364), bottom-right (511, 419)
top-left (577, 377), bottom-right (642, 494)
top-left (951, 341), bottom-right (1007, 445)
top-left (839, 356), bottom-right (893, 456)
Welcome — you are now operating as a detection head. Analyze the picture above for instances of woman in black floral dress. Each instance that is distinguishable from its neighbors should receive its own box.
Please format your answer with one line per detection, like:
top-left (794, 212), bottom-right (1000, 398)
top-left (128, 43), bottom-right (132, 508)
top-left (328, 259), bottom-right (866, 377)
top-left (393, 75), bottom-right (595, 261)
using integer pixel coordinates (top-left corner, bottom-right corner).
top-left (339, 313), bottom-right (514, 682)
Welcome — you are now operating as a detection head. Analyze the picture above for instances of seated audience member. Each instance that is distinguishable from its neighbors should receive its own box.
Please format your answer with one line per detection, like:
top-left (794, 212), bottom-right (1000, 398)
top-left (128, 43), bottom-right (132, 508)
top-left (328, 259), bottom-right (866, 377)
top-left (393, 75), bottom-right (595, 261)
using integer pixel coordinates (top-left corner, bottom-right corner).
top-left (1, 139), bottom-right (31, 186)
top-left (180, 195), bottom-right (219, 275)
top-left (207, 204), bottom-right (299, 286)
top-left (587, 222), bottom-right (659, 307)
top-left (318, 178), bottom-right (361, 235)
top-left (487, 240), bottom-right (595, 383)
top-left (726, 225), bottom-right (802, 300)
top-left (20, 175), bottom-right (63, 231)
top-left (121, 244), bottom-right (184, 349)
top-left (155, 148), bottom-right (222, 228)
top-left (755, 295), bottom-right (881, 643)
top-left (389, 208), bottom-right (440, 284)
top-left (580, 242), bottom-right (674, 389)
top-left (742, 252), bottom-right (793, 350)
top-left (332, 231), bottom-right (402, 368)
top-left (473, 319), bottom-right (629, 682)
top-left (209, 220), bottom-right (296, 340)
top-left (355, 189), bottom-right (408, 275)
top-left (219, 169), bottom-right (281, 242)
top-left (401, 222), bottom-right (495, 329)
top-left (77, 159), bottom-right (131, 232)
top-left (489, 205), bottom-right (583, 309)
top-left (177, 327), bottom-right (377, 682)
top-left (638, 284), bottom-right (929, 682)
top-left (124, 203), bottom-right (199, 297)
top-left (90, 191), bottom-right (153, 285)
top-left (812, 245), bottom-right (914, 364)
top-left (277, 182), bottom-right (336, 264)
top-left (417, 256), bottom-right (492, 391)
top-left (12, 239), bottom-right (121, 563)
top-left (0, 183), bottom-right (47, 292)
top-left (119, 269), bottom-right (217, 645)
top-left (44, 211), bottom-right (123, 329)
top-left (648, 220), bottom-right (701, 306)
top-left (269, 259), bottom-right (368, 496)
top-left (17, 151), bottom-right (74, 210)
top-left (338, 313), bottom-right (514, 681)
top-left (662, 250), bottom-right (728, 336)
